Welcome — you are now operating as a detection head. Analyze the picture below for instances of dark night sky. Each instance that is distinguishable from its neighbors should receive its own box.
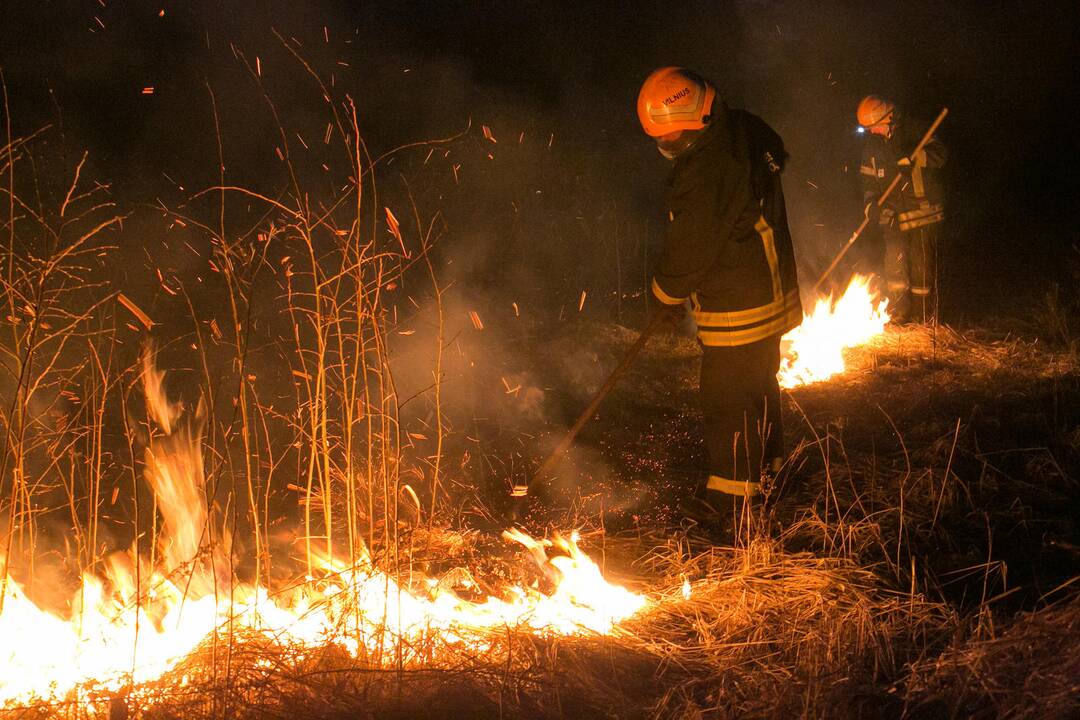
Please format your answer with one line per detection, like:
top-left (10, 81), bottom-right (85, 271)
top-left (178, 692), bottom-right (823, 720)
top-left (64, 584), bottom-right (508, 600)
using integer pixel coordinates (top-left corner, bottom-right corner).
top-left (1, 1), bottom-right (1077, 318)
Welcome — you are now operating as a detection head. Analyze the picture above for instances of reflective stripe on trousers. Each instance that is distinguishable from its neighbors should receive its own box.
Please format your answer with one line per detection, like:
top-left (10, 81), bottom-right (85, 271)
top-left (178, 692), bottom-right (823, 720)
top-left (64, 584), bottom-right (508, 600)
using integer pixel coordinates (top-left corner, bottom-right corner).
top-left (707, 475), bottom-right (761, 497)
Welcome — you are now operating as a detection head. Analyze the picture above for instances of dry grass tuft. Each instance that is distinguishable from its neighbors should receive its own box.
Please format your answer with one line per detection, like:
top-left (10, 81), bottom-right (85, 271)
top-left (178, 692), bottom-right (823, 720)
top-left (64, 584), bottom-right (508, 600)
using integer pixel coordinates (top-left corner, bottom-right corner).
top-left (621, 531), bottom-right (954, 718)
top-left (903, 591), bottom-right (1080, 719)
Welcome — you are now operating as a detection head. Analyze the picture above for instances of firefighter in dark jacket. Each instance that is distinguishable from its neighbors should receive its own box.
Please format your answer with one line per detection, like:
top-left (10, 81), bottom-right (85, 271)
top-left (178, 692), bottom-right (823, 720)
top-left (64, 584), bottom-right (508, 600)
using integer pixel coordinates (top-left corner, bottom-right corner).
top-left (857, 96), bottom-right (947, 323)
top-left (637, 67), bottom-right (802, 523)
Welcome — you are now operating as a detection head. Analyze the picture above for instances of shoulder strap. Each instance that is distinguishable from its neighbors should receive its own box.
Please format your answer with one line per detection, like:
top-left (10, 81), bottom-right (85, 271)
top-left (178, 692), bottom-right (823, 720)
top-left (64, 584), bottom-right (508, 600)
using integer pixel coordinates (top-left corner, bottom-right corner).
top-left (730, 109), bottom-right (788, 204)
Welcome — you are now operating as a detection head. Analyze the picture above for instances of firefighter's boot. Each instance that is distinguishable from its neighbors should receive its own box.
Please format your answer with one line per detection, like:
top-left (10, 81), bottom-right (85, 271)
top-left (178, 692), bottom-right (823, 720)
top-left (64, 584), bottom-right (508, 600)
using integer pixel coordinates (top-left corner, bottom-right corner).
top-left (888, 290), bottom-right (913, 325)
top-left (679, 489), bottom-right (745, 543)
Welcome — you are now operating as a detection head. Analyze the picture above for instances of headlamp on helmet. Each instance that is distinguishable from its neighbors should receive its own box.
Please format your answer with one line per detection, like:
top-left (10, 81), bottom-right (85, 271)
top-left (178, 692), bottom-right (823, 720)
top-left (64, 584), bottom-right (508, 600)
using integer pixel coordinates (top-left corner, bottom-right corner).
top-left (857, 95), bottom-right (896, 137)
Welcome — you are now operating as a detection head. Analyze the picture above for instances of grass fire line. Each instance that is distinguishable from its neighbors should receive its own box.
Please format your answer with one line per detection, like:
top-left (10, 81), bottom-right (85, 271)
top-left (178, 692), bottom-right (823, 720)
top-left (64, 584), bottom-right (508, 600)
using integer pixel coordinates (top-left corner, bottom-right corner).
top-left (0, 274), bottom-right (887, 712)
top-left (0, 354), bottom-right (647, 709)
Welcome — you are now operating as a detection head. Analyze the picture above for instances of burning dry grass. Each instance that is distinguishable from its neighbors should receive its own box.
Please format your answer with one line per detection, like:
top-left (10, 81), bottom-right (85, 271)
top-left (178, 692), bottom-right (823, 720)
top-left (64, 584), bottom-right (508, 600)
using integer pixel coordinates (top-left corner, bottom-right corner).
top-left (6, 541), bottom-right (1079, 720)
top-left (0, 527), bottom-right (960, 720)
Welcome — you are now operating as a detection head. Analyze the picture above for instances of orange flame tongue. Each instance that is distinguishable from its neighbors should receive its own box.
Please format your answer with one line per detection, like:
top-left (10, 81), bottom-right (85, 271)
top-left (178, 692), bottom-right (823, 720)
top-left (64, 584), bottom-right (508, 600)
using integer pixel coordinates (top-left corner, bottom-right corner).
top-left (779, 275), bottom-right (890, 388)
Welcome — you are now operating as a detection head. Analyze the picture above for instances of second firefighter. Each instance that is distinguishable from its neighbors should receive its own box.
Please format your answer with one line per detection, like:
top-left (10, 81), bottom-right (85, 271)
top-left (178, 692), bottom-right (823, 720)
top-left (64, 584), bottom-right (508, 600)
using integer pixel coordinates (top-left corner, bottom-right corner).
top-left (857, 95), bottom-right (947, 323)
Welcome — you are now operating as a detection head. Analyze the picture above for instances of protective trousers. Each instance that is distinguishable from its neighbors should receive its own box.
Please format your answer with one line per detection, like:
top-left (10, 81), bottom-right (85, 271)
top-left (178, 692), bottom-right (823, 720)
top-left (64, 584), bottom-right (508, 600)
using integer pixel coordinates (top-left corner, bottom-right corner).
top-left (700, 335), bottom-right (784, 498)
top-left (884, 223), bottom-right (938, 322)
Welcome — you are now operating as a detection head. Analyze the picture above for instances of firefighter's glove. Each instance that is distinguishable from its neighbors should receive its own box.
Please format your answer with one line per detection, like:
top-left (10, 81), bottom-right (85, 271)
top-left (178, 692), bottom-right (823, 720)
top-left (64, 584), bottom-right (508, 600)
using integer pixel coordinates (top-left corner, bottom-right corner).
top-left (648, 293), bottom-right (685, 330)
top-left (896, 157), bottom-right (913, 175)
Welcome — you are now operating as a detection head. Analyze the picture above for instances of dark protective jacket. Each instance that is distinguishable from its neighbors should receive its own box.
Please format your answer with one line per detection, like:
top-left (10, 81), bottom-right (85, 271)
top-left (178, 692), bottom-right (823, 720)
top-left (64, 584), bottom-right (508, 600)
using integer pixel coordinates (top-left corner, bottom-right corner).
top-left (651, 104), bottom-right (802, 347)
top-left (860, 117), bottom-right (947, 231)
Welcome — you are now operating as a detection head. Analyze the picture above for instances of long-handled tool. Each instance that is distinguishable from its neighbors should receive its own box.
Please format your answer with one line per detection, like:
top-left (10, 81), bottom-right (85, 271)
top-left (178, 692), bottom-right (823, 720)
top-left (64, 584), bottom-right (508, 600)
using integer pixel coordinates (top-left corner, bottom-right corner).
top-left (510, 312), bottom-right (667, 503)
top-left (812, 107), bottom-right (949, 294)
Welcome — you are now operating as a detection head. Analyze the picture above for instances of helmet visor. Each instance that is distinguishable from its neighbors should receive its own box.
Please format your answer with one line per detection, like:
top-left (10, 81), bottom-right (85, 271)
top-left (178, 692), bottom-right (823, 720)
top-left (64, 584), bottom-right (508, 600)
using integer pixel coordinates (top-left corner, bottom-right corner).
top-left (656, 128), bottom-right (703, 160)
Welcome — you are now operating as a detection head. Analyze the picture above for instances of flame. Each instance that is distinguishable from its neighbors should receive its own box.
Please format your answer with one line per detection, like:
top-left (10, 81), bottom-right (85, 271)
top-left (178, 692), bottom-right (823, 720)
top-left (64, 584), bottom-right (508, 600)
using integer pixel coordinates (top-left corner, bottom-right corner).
top-left (0, 527), bottom-right (646, 709)
top-left (0, 531), bottom-right (645, 708)
top-left (0, 357), bottom-right (646, 709)
top-left (779, 275), bottom-right (889, 388)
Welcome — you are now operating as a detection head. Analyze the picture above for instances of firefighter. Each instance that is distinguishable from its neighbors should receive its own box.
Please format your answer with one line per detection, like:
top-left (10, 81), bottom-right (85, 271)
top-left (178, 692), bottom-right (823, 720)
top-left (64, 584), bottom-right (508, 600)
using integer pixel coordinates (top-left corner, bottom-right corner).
top-left (637, 67), bottom-right (802, 530)
top-left (857, 95), bottom-right (947, 323)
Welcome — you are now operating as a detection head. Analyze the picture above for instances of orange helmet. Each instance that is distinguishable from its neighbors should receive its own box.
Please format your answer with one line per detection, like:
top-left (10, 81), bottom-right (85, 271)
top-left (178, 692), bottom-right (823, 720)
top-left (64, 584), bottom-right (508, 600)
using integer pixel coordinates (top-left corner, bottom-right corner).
top-left (637, 67), bottom-right (717, 137)
top-left (857, 95), bottom-right (895, 136)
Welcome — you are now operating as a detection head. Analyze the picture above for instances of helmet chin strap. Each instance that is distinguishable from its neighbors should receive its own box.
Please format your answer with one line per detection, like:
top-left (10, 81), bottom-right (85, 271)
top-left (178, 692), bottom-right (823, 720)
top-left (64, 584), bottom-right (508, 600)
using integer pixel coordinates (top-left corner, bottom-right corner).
top-left (656, 126), bottom-right (705, 160)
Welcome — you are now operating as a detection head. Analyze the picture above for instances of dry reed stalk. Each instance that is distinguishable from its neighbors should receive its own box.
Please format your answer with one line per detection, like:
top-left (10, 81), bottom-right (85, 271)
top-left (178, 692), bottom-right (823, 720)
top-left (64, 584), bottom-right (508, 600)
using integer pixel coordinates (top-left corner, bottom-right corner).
top-left (0, 122), bottom-right (123, 617)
